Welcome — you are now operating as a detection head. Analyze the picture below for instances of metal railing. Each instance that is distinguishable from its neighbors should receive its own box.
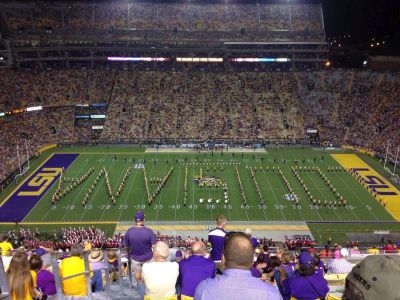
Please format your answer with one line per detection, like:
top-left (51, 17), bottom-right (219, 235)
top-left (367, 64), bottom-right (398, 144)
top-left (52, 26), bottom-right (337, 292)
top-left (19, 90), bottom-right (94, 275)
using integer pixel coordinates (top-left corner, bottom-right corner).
top-left (0, 256), bottom-right (10, 300)
top-left (50, 248), bottom-right (132, 300)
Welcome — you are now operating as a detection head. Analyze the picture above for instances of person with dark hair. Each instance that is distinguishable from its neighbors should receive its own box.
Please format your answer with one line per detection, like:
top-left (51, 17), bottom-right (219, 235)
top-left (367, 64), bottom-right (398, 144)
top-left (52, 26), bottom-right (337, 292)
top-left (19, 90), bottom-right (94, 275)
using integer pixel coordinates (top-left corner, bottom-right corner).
top-left (282, 252), bottom-right (328, 300)
top-left (311, 253), bottom-right (325, 277)
top-left (124, 211), bottom-right (156, 287)
top-left (319, 245), bottom-right (332, 258)
top-left (0, 235), bottom-right (13, 256)
top-left (194, 232), bottom-right (282, 300)
top-left (29, 254), bottom-right (56, 296)
top-left (262, 244), bottom-right (270, 263)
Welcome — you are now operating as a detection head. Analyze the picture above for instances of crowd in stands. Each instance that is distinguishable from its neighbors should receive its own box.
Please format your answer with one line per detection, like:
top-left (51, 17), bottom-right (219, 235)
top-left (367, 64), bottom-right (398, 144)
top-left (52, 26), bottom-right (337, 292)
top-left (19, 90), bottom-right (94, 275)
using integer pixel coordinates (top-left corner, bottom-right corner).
top-left (2, 2), bottom-right (324, 41)
top-left (2, 215), bottom-right (400, 299)
top-left (0, 67), bottom-right (399, 185)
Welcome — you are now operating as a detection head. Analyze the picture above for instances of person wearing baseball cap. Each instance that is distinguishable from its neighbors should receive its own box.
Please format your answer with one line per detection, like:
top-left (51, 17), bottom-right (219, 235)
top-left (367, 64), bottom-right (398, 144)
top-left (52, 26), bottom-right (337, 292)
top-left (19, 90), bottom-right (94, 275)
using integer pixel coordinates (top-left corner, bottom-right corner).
top-left (124, 211), bottom-right (156, 288)
top-left (282, 251), bottom-right (329, 300)
top-left (343, 255), bottom-right (400, 300)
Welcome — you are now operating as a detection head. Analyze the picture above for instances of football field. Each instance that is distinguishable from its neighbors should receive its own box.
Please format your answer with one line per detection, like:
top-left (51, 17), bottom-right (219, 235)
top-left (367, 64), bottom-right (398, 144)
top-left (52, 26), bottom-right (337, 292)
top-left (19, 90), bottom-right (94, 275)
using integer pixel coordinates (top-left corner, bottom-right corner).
top-left (0, 145), bottom-right (399, 243)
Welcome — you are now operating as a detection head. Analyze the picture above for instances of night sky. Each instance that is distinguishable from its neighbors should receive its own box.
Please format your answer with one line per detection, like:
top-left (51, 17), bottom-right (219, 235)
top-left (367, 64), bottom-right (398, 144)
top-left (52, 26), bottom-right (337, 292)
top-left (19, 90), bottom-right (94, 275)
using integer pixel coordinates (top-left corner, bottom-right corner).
top-left (321, 0), bottom-right (400, 45)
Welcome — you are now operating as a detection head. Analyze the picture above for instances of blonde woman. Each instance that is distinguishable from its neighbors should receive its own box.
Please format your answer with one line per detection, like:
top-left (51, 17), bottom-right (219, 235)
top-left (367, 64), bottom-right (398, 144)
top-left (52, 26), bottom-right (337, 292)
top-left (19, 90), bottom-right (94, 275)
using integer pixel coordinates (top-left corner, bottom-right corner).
top-left (6, 251), bottom-right (43, 300)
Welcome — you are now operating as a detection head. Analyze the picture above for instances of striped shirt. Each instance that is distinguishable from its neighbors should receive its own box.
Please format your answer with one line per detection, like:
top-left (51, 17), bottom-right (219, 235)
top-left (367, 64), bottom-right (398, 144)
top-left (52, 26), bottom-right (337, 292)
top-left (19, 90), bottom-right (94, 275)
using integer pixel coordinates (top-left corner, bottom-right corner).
top-left (328, 258), bottom-right (353, 274)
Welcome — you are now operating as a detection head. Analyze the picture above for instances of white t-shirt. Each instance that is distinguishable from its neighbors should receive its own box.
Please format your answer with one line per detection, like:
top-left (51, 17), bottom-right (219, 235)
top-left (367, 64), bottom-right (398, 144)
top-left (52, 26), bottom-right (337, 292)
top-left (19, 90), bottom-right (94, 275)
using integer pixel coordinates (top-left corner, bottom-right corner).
top-left (142, 261), bottom-right (179, 298)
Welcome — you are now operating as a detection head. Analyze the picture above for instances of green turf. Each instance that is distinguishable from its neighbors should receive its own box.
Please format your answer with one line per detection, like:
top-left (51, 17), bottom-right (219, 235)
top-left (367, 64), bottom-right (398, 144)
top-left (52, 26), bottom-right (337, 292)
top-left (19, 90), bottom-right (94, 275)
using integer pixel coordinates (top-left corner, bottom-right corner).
top-left (21, 146), bottom-right (395, 222)
top-left (2, 146), bottom-right (399, 242)
top-left (0, 223), bottom-right (116, 237)
top-left (308, 223), bottom-right (400, 245)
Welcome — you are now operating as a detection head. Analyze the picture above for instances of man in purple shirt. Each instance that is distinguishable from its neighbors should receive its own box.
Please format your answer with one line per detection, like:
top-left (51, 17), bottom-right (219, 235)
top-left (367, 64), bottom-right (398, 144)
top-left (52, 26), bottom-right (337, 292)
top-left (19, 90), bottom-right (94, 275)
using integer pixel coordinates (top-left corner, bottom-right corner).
top-left (195, 232), bottom-right (282, 300)
top-left (178, 241), bottom-right (215, 298)
top-left (283, 252), bottom-right (329, 300)
top-left (208, 215), bottom-right (228, 262)
top-left (124, 211), bottom-right (156, 285)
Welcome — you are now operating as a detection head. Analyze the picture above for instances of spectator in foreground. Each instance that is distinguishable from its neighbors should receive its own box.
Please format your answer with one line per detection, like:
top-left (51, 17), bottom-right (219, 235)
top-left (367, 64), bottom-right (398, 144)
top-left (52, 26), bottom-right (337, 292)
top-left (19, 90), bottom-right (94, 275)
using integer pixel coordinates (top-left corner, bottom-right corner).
top-left (88, 249), bottom-right (105, 292)
top-left (179, 241), bottom-right (215, 299)
top-left (328, 248), bottom-right (353, 274)
top-left (343, 255), bottom-right (400, 300)
top-left (0, 235), bottom-right (13, 256)
top-left (208, 215), bottom-right (228, 264)
top-left (141, 241), bottom-right (179, 299)
top-left (124, 211), bottom-right (156, 286)
top-left (283, 252), bottom-right (329, 300)
top-left (7, 251), bottom-right (42, 300)
top-left (59, 243), bottom-right (91, 296)
top-left (29, 254), bottom-right (56, 297)
top-left (194, 232), bottom-right (282, 300)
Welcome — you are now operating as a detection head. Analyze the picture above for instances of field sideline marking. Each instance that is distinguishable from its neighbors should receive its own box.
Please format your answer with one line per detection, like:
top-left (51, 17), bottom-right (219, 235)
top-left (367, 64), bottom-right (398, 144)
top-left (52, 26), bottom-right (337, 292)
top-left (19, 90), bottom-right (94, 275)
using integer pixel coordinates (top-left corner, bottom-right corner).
top-left (58, 152), bottom-right (145, 155)
top-left (0, 221), bottom-right (116, 225)
top-left (115, 224), bottom-right (310, 231)
top-left (0, 153), bottom-right (55, 207)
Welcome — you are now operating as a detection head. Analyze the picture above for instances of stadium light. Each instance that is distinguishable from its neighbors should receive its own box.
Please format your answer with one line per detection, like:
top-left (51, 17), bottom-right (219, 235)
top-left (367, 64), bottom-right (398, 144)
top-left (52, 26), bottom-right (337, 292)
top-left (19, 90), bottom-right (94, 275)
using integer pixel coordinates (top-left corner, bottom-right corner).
top-left (176, 57), bottom-right (223, 63)
top-left (107, 57), bottom-right (168, 62)
top-left (325, 61), bottom-right (331, 67)
top-left (231, 58), bottom-right (290, 63)
top-left (26, 106), bottom-right (43, 112)
top-left (363, 60), bottom-right (368, 66)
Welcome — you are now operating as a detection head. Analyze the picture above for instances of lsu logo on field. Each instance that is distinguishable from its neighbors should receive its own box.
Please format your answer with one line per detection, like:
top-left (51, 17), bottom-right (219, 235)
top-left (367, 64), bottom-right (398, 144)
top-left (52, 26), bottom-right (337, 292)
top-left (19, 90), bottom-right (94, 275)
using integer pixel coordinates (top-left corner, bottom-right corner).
top-left (351, 168), bottom-right (397, 196)
top-left (331, 154), bottom-right (398, 197)
top-left (331, 154), bottom-right (400, 221)
top-left (18, 168), bottom-right (62, 196)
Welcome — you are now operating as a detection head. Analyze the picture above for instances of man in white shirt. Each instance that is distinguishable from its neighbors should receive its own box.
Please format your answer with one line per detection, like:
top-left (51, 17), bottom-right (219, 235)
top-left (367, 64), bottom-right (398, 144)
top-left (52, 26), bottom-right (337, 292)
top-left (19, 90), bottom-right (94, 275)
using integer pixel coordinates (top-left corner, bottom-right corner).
top-left (142, 241), bottom-right (179, 299)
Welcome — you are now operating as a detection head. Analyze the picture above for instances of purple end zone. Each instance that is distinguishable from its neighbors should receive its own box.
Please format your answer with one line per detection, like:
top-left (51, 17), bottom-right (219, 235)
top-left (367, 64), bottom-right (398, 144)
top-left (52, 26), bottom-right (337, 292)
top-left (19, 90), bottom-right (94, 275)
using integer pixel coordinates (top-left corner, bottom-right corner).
top-left (0, 154), bottom-right (79, 222)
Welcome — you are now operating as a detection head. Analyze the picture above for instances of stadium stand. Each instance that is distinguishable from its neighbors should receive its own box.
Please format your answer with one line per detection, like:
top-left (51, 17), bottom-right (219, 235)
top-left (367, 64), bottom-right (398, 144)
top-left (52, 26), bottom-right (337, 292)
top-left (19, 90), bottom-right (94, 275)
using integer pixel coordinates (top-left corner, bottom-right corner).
top-left (1, 68), bottom-right (398, 184)
top-left (0, 1), bottom-right (399, 299)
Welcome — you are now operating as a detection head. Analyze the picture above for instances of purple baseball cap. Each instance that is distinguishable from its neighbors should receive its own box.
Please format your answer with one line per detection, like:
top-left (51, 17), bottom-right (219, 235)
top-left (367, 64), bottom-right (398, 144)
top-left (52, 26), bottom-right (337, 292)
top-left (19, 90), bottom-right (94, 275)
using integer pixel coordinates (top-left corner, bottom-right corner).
top-left (135, 211), bottom-right (145, 221)
top-left (35, 248), bottom-right (46, 256)
top-left (298, 252), bottom-right (315, 266)
top-left (175, 250), bottom-right (183, 258)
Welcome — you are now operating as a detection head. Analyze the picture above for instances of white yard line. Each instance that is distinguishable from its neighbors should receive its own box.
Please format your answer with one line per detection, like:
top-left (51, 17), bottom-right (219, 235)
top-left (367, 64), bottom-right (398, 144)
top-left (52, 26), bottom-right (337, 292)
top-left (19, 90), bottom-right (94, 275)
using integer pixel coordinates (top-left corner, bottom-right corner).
top-left (59, 155), bottom-right (105, 222)
top-left (155, 155), bottom-right (171, 221)
top-left (173, 158), bottom-right (181, 221)
top-left (255, 154), bottom-right (287, 221)
top-left (320, 160), bottom-right (379, 221)
top-left (116, 160), bottom-right (141, 222)
top-left (279, 151), bottom-right (325, 222)
top-left (98, 160), bottom-right (129, 221)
